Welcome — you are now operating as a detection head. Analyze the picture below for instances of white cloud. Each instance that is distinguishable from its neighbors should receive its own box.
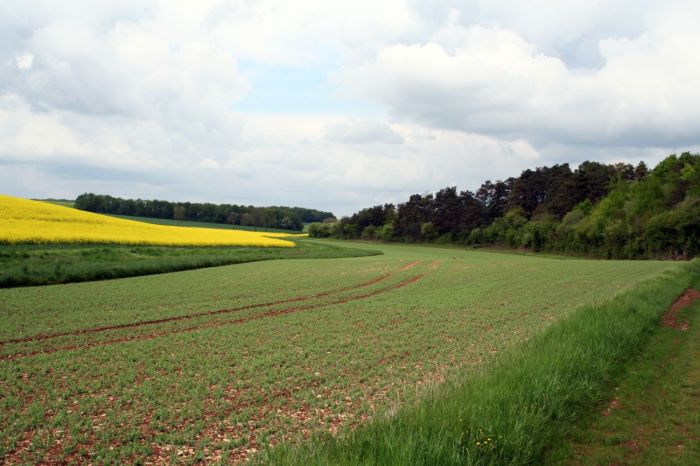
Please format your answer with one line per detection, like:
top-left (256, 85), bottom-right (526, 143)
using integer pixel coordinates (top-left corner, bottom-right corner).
top-left (0, 1), bottom-right (698, 215)
top-left (341, 3), bottom-right (700, 149)
top-left (324, 118), bottom-right (404, 144)
top-left (15, 52), bottom-right (33, 70)
top-left (0, 97), bottom-right (542, 215)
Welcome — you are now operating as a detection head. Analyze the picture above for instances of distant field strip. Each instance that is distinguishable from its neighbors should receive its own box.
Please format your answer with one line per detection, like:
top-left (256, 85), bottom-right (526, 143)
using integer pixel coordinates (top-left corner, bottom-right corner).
top-left (0, 195), bottom-right (296, 247)
top-left (0, 268), bottom-right (402, 346)
top-left (0, 262), bottom-right (424, 360)
top-left (0, 272), bottom-right (426, 361)
top-left (0, 243), bottom-right (678, 464)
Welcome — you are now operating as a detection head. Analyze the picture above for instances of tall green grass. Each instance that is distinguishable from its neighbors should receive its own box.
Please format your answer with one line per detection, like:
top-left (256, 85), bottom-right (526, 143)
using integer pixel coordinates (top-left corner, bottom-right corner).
top-left (0, 241), bottom-right (380, 287)
top-left (263, 260), bottom-right (700, 465)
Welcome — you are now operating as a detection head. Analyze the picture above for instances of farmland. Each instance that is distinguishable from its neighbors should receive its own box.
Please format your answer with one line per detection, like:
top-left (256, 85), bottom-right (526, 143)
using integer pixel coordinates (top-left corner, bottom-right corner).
top-left (0, 196), bottom-right (370, 287)
top-left (0, 241), bottom-right (378, 287)
top-left (0, 241), bottom-right (681, 464)
top-left (106, 215), bottom-right (303, 234)
top-left (0, 196), bottom-right (297, 248)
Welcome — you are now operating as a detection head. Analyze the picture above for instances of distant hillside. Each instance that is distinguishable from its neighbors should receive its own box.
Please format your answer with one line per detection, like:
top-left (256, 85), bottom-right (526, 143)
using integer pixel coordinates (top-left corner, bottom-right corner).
top-left (74, 193), bottom-right (335, 232)
top-left (106, 214), bottom-right (302, 234)
top-left (35, 198), bottom-right (75, 208)
top-left (311, 153), bottom-right (700, 259)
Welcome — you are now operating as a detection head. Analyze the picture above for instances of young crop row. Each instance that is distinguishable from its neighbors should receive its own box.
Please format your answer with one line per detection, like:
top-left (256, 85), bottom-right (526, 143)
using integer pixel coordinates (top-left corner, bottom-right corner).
top-left (263, 259), bottom-right (700, 465)
top-left (0, 243), bottom-right (678, 464)
top-left (0, 195), bottom-right (297, 247)
top-left (0, 269), bottom-right (420, 361)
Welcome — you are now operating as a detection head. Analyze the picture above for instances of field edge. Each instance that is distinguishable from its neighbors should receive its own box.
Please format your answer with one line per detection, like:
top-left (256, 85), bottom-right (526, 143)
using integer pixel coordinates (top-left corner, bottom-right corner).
top-left (544, 287), bottom-right (700, 465)
top-left (0, 240), bottom-right (382, 288)
top-left (258, 259), bottom-right (700, 465)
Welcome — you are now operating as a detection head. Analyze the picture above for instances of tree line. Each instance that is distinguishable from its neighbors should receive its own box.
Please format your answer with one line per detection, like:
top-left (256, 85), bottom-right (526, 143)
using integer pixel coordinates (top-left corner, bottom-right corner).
top-left (309, 153), bottom-right (700, 259)
top-left (74, 193), bottom-right (335, 232)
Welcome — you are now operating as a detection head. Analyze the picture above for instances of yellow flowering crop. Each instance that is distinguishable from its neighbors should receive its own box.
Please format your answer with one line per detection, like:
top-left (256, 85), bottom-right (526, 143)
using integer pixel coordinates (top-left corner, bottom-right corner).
top-left (0, 195), bottom-right (297, 248)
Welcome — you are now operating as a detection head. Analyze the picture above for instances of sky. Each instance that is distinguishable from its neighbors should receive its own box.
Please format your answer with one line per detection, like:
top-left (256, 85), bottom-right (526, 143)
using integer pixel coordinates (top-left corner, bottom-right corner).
top-left (2, 0), bottom-right (700, 217)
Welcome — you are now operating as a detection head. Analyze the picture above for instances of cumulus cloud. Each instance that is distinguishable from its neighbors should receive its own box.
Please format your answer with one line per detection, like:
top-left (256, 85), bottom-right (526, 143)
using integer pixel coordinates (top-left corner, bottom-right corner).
top-left (342, 2), bottom-right (700, 149)
top-left (324, 119), bottom-right (404, 144)
top-left (15, 52), bottom-right (33, 70)
top-left (0, 0), bottom-right (698, 215)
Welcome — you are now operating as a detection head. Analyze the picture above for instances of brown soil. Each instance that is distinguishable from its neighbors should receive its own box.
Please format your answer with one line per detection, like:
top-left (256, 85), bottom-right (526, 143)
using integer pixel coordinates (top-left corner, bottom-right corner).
top-left (2, 431), bottom-right (35, 465)
top-left (601, 397), bottom-right (620, 417)
top-left (1, 274), bottom-right (425, 361)
top-left (661, 288), bottom-right (700, 330)
top-left (400, 260), bottom-right (420, 271)
top-left (169, 345), bottom-right (445, 465)
top-left (0, 273), bottom-right (393, 346)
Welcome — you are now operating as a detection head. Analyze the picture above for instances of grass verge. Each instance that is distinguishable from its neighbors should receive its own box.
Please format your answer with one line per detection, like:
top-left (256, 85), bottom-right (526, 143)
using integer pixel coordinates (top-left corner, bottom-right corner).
top-left (0, 240), bottom-right (380, 287)
top-left (546, 283), bottom-right (700, 465)
top-left (261, 259), bottom-right (700, 465)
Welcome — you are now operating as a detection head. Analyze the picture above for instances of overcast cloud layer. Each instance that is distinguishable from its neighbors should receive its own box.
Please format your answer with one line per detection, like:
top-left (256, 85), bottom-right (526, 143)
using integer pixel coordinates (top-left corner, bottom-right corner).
top-left (2, 0), bottom-right (699, 216)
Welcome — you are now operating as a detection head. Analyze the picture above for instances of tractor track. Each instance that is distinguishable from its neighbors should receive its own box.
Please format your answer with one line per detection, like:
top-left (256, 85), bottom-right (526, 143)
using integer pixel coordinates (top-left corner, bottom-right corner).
top-left (400, 260), bottom-right (419, 271)
top-left (0, 272), bottom-right (398, 346)
top-left (1, 273), bottom-right (425, 361)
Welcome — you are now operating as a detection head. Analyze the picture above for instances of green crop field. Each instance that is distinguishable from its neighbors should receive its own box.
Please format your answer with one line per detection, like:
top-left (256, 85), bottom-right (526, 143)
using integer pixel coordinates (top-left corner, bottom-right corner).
top-left (0, 241), bottom-right (378, 287)
top-left (107, 214), bottom-right (302, 234)
top-left (0, 241), bottom-right (682, 464)
top-left (35, 199), bottom-right (76, 208)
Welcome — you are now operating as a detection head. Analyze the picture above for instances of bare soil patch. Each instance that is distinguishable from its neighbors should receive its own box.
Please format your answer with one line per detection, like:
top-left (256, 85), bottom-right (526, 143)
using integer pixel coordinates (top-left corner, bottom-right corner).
top-left (400, 260), bottom-right (419, 271)
top-left (661, 288), bottom-right (700, 330)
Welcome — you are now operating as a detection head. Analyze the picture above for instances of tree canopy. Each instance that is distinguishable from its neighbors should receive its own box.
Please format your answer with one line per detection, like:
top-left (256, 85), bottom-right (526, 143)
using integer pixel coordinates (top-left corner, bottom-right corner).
top-left (309, 153), bottom-right (700, 259)
top-left (74, 193), bottom-right (335, 232)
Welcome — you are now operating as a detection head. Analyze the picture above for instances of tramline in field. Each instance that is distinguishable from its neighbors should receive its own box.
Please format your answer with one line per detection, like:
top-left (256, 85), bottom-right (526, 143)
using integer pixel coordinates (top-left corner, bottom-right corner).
top-left (0, 241), bottom-right (678, 464)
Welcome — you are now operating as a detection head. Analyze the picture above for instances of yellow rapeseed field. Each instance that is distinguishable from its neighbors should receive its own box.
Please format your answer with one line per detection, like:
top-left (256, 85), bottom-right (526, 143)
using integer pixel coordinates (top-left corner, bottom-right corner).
top-left (0, 195), bottom-right (297, 247)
